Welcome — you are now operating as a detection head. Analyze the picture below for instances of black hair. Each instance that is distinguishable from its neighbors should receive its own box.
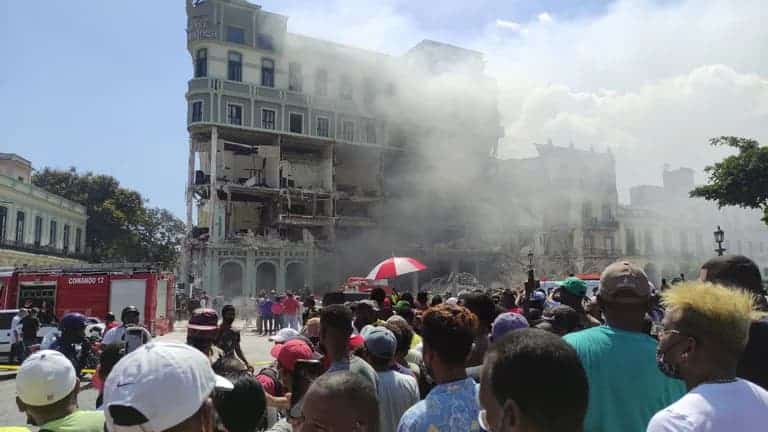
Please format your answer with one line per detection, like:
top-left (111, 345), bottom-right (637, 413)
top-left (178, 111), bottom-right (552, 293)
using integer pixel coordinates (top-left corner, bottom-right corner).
top-left (384, 321), bottom-right (413, 356)
top-left (398, 308), bottom-right (415, 324)
top-left (320, 304), bottom-right (353, 337)
top-left (421, 304), bottom-right (477, 366)
top-left (544, 305), bottom-right (582, 335)
top-left (701, 254), bottom-right (764, 294)
top-left (400, 292), bottom-right (414, 305)
top-left (430, 295), bottom-right (443, 307)
top-left (222, 304), bottom-right (236, 314)
top-left (462, 292), bottom-right (498, 327)
top-left (417, 292), bottom-right (428, 303)
top-left (486, 329), bottom-right (588, 432)
top-left (370, 288), bottom-right (386, 303)
top-left (99, 343), bottom-right (126, 381)
top-left (213, 374), bottom-right (267, 432)
top-left (306, 372), bottom-right (379, 431)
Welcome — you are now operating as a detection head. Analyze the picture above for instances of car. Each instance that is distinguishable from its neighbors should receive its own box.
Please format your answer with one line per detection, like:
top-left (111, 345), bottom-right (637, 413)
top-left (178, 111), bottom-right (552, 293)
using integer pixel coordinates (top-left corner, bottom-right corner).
top-left (0, 309), bottom-right (20, 355)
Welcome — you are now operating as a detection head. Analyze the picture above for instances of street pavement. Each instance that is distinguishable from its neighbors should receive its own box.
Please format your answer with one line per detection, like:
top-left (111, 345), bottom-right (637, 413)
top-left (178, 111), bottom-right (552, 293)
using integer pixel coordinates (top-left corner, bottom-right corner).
top-left (0, 320), bottom-right (278, 429)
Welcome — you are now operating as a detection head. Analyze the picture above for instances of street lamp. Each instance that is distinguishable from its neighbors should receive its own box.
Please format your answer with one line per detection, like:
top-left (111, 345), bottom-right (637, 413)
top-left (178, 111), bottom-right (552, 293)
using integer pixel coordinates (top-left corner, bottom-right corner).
top-left (714, 225), bottom-right (726, 256)
top-left (524, 250), bottom-right (539, 297)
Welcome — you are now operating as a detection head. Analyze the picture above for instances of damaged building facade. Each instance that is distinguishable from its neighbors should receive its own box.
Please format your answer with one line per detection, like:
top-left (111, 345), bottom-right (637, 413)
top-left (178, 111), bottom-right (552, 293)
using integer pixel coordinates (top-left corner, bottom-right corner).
top-left (182, 0), bottom-right (767, 297)
top-left (182, 0), bottom-right (501, 297)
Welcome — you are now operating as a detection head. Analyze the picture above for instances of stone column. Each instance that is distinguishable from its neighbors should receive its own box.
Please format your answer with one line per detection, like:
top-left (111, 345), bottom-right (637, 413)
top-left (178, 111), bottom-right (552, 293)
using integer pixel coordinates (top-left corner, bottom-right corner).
top-left (245, 248), bottom-right (256, 297)
top-left (277, 252), bottom-right (286, 293)
top-left (209, 127), bottom-right (220, 241)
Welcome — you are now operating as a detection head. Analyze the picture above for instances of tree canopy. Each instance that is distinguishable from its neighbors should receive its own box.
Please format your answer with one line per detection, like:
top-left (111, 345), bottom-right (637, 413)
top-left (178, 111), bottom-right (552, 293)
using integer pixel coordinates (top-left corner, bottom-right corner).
top-left (33, 168), bottom-right (185, 268)
top-left (690, 136), bottom-right (768, 225)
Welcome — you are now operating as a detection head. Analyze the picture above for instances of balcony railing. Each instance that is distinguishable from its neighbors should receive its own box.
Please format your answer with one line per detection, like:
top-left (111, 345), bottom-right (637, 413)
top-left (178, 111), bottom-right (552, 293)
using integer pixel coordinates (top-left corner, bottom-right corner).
top-left (582, 218), bottom-right (620, 230)
top-left (0, 238), bottom-right (88, 260)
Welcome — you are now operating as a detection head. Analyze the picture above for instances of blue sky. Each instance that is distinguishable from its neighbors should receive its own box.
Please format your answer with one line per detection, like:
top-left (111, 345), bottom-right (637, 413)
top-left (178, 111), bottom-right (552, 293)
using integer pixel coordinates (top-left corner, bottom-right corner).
top-left (1, 0), bottom-right (765, 217)
top-left (0, 1), bottom-right (611, 217)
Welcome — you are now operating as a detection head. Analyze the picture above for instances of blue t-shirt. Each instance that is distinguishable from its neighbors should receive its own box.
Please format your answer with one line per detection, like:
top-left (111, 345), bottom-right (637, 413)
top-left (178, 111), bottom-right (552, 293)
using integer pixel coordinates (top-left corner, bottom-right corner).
top-left (564, 325), bottom-right (686, 432)
top-left (397, 377), bottom-right (481, 432)
top-left (261, 300), bottom-right (274, 317)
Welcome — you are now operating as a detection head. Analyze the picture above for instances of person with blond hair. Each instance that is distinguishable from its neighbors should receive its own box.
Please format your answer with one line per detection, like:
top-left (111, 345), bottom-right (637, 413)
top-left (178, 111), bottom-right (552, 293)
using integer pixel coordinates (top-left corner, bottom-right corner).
top-left (648, 281), bottom-right (768, 431)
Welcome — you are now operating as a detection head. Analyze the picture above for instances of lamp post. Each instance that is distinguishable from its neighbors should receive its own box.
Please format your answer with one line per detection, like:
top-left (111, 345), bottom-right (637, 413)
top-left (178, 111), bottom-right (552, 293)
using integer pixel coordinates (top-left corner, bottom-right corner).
top-left (524, 250), bottom-right (539, 297)
top-left (714, 225), bottom-right (726, 256)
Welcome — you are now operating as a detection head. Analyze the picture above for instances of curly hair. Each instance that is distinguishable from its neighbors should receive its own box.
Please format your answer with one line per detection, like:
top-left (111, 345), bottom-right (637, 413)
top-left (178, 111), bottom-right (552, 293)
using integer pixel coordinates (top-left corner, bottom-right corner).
top-left (421, 304), bottom-right (478, 365)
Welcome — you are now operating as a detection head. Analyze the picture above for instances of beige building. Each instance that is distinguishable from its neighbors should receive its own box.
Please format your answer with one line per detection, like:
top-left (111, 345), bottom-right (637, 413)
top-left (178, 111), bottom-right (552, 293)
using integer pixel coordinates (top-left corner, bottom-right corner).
top-left (0, 153), bottom-right (87, 267)
top-left (182, 0), bottom-right (501, 296)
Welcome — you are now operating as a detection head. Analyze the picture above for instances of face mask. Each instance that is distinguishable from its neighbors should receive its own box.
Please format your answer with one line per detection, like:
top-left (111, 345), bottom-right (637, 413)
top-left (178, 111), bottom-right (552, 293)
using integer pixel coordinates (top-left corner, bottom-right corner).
top-left (656, 348), bottom-right (682, 379)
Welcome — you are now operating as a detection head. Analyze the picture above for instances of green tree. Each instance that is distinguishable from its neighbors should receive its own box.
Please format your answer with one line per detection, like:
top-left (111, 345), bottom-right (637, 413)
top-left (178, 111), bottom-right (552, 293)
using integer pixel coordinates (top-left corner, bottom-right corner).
top-left (690, 136), bottom-right (768, 225)
top-left (32, 168), bottom-right (185, 267)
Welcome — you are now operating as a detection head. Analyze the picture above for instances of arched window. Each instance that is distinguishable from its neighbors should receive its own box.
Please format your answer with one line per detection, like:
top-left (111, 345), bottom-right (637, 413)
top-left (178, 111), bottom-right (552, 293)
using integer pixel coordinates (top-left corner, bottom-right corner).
top-left (261, 58), bottom-right (274, 87)
top-left (228, 51), bottom-right (242, 82)
top-left (194, 48), bottom-right (207, 78)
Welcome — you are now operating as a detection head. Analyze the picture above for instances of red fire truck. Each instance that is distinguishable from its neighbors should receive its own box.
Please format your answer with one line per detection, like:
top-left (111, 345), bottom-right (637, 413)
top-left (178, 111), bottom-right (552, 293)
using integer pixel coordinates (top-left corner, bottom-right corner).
top-left (0, 263), bottom-right (175, 335)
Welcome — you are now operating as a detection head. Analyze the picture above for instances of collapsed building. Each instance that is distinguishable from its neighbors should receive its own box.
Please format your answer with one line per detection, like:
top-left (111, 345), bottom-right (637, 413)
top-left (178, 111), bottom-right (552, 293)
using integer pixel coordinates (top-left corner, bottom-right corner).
top-left (182, 0), bottom-right (501, 297)
top-left (182, 0), bottom-right (768, 297)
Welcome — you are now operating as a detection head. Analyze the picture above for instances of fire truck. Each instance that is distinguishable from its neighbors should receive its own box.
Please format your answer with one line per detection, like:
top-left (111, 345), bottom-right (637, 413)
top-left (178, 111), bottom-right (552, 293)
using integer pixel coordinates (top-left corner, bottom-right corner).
top-left (0, 263), bottom-right (175, 335)
top-left (344, 276), bottom-right (392, 295)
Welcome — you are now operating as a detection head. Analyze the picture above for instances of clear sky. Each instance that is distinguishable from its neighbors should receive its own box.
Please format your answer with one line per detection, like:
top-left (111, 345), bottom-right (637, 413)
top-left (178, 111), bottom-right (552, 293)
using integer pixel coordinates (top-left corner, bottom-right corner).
top-left (2, 1), bottom-right (766, 218)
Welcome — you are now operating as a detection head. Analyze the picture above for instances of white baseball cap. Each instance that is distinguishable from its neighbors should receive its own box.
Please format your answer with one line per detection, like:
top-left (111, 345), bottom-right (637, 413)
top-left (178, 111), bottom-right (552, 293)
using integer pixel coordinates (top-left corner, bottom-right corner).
top-left (16, 350), bottom-right (77, 406)
top-left (269, 327), bottom-right (300, 343)
top-left (103, 342), bottom-right (233, 432)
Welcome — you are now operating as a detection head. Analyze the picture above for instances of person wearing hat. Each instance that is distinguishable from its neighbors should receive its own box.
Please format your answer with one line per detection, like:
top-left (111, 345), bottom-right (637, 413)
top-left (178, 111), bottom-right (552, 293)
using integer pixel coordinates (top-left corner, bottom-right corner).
top-left (699, 254), bottom-right (768, 390)
top-left (647, 282), bottom-right (768, 432)
top-left (187, 308), bottom-right (225, 366)
top-left (269, 327), bottom-right (301, 344)
top-left (102, 342), bottom-right (233, 432)
top-left (564, 261), bottom-right (685, 432)
top-left (361, 325), bottom-right (419, 432)
top-left (536, 305), bottom-right (582, 336)
top-left (15, 350), bottom-right (104, 432)
top-left (102, 305), bottom-right (152, 354)
top-left (556, 277), bottom-right (600, 328)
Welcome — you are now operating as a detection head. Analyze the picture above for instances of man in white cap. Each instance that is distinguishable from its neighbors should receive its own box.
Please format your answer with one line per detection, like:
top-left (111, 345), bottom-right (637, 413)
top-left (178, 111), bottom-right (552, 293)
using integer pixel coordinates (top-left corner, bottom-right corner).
top-left (102, 341), bottom-right (233, 432)
top-left (15, 350), bottom-right (104, 431)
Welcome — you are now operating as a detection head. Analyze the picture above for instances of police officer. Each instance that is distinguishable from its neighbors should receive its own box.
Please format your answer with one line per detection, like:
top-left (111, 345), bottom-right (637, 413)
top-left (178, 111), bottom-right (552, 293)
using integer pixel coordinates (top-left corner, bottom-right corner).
top-left (49, 312), bottom-right (93, 376)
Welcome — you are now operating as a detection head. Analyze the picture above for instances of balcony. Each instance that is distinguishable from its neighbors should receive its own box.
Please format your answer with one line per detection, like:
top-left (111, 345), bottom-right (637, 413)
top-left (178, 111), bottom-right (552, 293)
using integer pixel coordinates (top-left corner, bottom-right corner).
top-left (277, 214), bottom-right (333, 227)
top-left (335, 216), bottom-right (377, 228)
top-left (582, 247), bottom-right (619, 258)
top-left (0, 238), bottom-right (88, 260)
top-left (188, 78), bottom-right (310, 105)
top-left (582, 217), bottom-right (620, 230)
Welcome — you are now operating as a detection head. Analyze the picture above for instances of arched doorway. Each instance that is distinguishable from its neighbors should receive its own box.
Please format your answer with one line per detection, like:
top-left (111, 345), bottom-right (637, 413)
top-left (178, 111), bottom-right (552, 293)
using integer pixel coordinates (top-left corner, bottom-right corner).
top-left (285, 262), bottom-right (306, 293)
top-left (220, 261), bottom-right (244, 300)
top-left (256, 262), bottom-right (277, 295)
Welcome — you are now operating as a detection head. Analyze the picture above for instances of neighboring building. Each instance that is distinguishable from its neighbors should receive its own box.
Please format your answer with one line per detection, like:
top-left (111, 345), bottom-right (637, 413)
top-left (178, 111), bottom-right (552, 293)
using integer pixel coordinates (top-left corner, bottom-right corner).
top-left (492, 142), bottom-right (621, 279)
top-left (182, 0), bottom-right (501, 297)
top-left (619, 166), bottom-right (768, 285)
top-left (0, 153), bottom-right (87, 267)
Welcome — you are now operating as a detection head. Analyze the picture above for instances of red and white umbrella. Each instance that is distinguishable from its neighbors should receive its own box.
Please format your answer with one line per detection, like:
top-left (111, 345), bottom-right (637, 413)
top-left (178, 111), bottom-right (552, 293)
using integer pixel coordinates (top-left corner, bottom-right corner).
top-left (366, 257), bottom-right (427, 280)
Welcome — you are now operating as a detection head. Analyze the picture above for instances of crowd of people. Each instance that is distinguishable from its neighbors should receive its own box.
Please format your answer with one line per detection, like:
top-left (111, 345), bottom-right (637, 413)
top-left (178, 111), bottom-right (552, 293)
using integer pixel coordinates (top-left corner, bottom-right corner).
top-left (7, 253), bottom-right (768, 432)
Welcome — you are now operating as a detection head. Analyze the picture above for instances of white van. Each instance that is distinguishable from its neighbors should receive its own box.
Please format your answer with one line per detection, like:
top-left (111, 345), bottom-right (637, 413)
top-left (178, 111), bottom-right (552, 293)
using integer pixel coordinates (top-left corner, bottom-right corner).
top-left (0, 309), bottom-right (20, 356)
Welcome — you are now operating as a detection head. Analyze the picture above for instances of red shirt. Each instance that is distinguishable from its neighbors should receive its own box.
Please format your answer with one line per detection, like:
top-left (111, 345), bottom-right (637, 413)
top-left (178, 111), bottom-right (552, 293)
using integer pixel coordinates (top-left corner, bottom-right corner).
top-left (271, 303), bottom-right (284, 315)
top-left (282, 296), bottom-right (300, 314)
